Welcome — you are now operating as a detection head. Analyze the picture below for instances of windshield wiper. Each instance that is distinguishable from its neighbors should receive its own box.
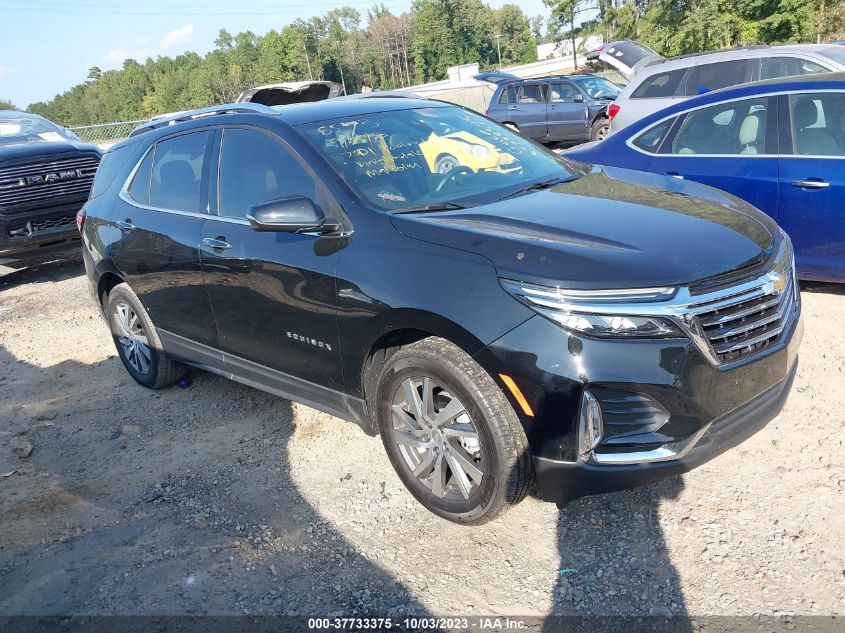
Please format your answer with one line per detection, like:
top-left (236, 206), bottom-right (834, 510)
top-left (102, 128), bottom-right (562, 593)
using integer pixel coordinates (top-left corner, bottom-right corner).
top-left (393, 202), bottom-right (468, 214)
top-left (498, 176), bottom-right (575, 201)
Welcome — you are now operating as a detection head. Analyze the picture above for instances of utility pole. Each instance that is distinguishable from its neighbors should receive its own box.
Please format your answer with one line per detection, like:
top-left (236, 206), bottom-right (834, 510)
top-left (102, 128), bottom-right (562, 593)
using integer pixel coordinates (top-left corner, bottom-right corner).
top-left (495, 33), bottom-right (503, 69)
top-left (303, 43), bottom-right (313, 80)
top-left (337, 44), bottom-right (347, 95)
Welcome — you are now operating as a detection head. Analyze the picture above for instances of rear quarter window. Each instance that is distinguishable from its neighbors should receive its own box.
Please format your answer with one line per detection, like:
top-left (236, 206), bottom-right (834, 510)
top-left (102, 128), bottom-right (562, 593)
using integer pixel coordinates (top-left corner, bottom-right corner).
top-left (630, 69), bottom-right (687, 99)
top-left (498, 85), bottom-right (516, 104)
top-left (631, 118), bottom-right (675, 152)
top-left (89, 143), bottom-right (134, 199)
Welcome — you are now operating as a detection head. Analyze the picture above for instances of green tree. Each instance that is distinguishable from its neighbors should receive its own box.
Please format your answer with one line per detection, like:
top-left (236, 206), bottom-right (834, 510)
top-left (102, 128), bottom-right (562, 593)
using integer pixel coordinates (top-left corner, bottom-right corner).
top-left (0, 99), bottom-right (17, 110)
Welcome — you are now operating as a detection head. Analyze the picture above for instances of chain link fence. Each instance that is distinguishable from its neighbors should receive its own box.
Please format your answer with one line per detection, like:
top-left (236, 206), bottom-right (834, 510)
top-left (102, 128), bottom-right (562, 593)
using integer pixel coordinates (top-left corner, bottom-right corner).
top-left (67, 120), bottom-right (146, 149)
top-left (411, 83), bottom-right (497, 113)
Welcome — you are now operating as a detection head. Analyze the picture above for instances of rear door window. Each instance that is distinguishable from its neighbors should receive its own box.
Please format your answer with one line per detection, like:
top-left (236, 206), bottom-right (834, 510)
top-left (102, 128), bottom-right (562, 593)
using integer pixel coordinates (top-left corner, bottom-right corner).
top-left (149, 131), bottom-right (211, 213)
top-left (684, 60), bottom-right (750, 96)
top-left (630, 69), bottom-right (687, 99)
top-left (518, 84), bottom-right (546, 104)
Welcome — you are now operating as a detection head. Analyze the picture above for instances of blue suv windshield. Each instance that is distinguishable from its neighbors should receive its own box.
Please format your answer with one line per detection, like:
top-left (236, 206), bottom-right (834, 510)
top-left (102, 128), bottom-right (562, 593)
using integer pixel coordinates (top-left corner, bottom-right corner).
top-left (298, 106), bottom-right (579, 211)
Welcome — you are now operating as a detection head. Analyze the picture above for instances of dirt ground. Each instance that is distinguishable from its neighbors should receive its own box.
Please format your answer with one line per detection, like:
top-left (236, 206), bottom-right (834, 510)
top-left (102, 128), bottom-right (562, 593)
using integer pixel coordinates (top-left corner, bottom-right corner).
top-left (0, 253), bottom-right (843, 621)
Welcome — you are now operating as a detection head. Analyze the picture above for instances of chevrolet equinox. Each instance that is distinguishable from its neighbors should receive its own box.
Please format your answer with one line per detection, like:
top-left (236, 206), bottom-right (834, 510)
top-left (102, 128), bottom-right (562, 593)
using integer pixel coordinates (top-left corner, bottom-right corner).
top-left (80, 98), bottom-right (802, 524)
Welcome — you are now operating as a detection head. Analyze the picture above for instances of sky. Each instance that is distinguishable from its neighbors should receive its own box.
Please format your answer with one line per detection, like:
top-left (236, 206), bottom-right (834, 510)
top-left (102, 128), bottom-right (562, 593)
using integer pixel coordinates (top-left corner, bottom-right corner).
top-left (0, 0), bottom-right (552, 108)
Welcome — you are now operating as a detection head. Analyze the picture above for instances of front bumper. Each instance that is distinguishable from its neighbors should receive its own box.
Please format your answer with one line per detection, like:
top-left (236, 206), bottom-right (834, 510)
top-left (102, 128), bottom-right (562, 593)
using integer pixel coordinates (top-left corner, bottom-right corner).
top-left (479, 299), bottom-right (803, 504)
top-left (533, 356), bottom-right (798, 503)
top-left (0, 201), bottom-right (84, 262)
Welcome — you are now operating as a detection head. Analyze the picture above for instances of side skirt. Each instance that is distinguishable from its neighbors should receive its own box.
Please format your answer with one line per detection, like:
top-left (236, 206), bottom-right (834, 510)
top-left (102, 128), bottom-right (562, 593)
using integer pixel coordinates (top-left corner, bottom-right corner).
top-left (159, 329), bottom-right (371, 430)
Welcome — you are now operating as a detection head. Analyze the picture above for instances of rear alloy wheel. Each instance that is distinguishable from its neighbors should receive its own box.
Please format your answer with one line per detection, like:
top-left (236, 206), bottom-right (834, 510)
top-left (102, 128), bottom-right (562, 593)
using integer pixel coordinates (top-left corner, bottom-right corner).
top-left (376, 337), bottom-right (534, 524)
top-left (591, 118), bottom-right (611, 142)
top-left (105, 283), bottom-right (184, 389)
top-left (113, 301), bottom-right (152, 376)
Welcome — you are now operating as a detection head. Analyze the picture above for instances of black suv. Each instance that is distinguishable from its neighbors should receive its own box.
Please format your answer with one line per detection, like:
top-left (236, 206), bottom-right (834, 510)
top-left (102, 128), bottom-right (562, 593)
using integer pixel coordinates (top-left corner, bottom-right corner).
top-left (81, 99), bottom-right (802, 524)
top-left (0, 110), bottom-right (101, 264)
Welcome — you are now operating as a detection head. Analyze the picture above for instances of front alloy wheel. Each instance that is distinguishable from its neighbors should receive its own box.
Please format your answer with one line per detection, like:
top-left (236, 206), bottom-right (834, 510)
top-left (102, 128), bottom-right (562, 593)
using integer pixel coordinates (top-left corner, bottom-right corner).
top-left (376, 337), bottom-right (534, 524)
top-left (390, 377), bottom-right (484, 501)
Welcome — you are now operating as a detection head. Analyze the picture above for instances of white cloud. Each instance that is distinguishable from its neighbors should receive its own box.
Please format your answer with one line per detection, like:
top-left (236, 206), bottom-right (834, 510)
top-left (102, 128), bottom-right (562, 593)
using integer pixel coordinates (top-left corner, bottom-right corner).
top-left (104, 37), bottom-right (152, 66)
top-left (160, 25), bottom-right (194, 52)
top-left (0, 65), bottom-right (11, 82)
top-left (103, 26), bottom-right (192, 67)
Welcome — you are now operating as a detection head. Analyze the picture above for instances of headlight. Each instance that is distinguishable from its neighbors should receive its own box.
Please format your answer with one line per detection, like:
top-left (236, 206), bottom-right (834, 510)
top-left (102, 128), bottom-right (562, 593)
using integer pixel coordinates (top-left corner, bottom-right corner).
top-left (500, 278), bottom-right (682, 338)
top-left (465, 144), bottom-right (489, 158)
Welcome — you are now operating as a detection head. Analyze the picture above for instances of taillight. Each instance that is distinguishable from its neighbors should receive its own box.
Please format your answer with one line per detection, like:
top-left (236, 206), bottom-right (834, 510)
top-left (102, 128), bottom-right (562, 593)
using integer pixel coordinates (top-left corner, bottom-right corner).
top-left (76, 207), bottom-right (86, 233)
top-left (607, 104), bottom-right (620, 120)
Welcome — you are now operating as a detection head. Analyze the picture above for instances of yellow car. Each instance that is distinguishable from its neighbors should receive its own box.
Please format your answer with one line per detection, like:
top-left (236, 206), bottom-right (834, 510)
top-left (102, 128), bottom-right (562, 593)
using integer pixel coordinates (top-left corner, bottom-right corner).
top-left (419, 130), bottom-right (517, 174)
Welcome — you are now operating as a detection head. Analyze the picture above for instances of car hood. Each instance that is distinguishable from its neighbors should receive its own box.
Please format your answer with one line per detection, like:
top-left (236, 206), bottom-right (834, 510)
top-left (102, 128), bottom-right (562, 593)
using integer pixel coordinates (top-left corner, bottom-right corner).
top-left (0, 140), bottom-right (101, 166)
top-left (391, 165), bottom-right (779, 290)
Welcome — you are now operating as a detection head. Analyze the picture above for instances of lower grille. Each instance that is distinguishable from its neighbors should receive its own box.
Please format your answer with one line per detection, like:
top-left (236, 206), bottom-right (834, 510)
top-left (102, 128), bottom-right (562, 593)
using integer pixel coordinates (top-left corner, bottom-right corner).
top-left (691, 272), bottom-right (796, 365)
top-left (7, 213), bottom-right (77, 238)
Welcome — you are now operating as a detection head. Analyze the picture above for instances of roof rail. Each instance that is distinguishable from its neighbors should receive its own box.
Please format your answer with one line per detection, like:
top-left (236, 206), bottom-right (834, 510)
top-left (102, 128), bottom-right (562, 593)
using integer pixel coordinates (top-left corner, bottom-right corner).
top-left (129, 102), bottom-right (276, 137)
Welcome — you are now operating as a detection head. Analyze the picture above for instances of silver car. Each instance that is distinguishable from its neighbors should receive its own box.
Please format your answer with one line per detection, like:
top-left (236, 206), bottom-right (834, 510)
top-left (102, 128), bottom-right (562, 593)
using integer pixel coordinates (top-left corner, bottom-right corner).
top-left (597, 42), bottom-right (845, 131)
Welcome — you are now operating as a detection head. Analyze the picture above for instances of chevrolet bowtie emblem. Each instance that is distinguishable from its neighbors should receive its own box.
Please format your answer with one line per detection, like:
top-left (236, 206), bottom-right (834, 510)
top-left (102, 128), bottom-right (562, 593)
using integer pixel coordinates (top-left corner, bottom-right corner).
top-left (764, 272), bottom-right (788, 296)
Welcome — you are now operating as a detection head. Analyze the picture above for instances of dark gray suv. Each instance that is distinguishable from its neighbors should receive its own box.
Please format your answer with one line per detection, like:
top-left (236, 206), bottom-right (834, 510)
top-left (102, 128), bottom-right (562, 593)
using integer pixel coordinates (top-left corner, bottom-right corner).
top-left (485, 75), bottom-right (619, 144)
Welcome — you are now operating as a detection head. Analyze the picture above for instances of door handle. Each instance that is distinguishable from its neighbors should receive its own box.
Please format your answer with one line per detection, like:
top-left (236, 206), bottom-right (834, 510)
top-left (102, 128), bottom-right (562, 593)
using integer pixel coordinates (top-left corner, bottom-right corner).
top-left (507, 105), bottom-right (517, 110)
top-left (202, 236), bottom-right (232, 252)
top-left (115, 219), bottom-right (135, 233)
top-left (791, 179), bottom-right (829, 189)
top-left (667, 172), bottom-right (684, 179)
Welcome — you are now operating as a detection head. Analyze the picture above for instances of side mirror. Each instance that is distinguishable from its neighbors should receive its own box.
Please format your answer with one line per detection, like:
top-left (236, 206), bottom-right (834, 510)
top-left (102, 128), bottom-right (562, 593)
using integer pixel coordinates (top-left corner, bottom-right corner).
top-left (573, 94), bottom-right (585, 103)
top-left (246, 196), bottom-right (334, 233)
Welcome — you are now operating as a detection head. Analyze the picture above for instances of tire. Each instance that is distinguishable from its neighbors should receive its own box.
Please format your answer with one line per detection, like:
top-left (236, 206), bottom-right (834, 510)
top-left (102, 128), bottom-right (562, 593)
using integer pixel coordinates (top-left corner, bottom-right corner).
top-left (434, 154), bottom-right (460, 174)
top-left (375, 337), bottom-right (534, 524)
top-left (105, 283), bottom-right (184, 389)
top-left (590, 117), bottom-right (611, 142)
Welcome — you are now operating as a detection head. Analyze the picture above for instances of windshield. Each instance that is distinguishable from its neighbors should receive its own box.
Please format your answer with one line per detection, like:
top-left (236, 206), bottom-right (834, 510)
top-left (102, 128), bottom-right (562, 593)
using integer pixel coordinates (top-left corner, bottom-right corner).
top-left (0, 114), bottom-right (79, 146)
top-left (819, 46), bottom-right (845, 66)
top-left (298, 106), bottom-right (579, 211)
top-left (571, 76), bottom-right (621, 98)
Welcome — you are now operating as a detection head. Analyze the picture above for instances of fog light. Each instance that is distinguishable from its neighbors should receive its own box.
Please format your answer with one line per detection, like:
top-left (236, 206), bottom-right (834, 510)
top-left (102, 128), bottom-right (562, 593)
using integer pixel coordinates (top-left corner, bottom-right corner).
top-left (579, 390), bottom-right (603, 458)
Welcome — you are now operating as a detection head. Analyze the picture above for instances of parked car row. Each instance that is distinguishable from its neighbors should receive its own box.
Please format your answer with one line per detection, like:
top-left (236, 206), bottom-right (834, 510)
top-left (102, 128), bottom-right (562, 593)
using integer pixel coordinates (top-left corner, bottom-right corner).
top-left (4, 44), bottom-right (833, 525)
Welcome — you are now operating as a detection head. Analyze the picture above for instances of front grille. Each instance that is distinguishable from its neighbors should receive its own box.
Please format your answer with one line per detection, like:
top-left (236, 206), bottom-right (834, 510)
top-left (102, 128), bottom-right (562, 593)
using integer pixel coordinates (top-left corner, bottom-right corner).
top-left (691, 273), bottom-right (796, 365)
top-left (0, 155), bottom-right (99, 211)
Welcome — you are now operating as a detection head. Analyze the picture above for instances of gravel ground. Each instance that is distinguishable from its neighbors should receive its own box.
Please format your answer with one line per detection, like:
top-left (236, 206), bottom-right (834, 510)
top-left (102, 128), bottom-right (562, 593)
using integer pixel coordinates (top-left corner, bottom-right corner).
top-left (0, 254), bottom-right (843, 620)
